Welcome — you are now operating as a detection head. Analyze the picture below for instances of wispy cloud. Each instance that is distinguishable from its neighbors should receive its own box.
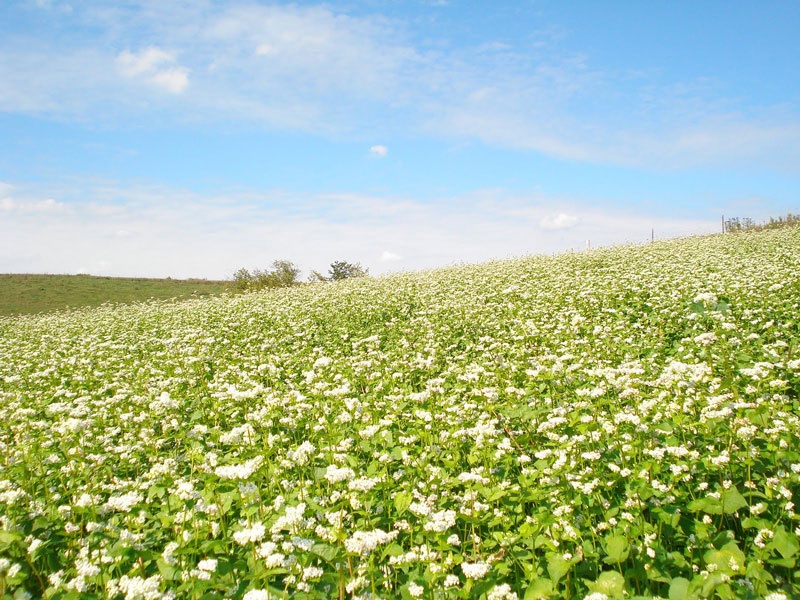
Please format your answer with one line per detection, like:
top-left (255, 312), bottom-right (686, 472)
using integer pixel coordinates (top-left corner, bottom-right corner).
top-left (541, 213), bottom-right (579, 230)
top-left (0, 183), bottom-right (66, 214)
top-left (369, 145), bottom-right (388, 157)
top-left (0, 179), bottom-right (727, 278)
top-left (1, 1), bottom-right (797, 170)
top-left (380, 251), bottom-right (402, 262)
top-left (116, 47), bottom-right (189, 94)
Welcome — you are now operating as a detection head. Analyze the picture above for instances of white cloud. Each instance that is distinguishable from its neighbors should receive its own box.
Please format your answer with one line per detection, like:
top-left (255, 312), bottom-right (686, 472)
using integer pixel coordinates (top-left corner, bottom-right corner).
top-left (0, 180), bottom-right (739, 279)
top-left (0, 196), bottom-right (65, 214)
top-left (255, 43), bottom-right (275, 56)
top-left (116, 47), bottom-right (189, 94)
top-left (380, 250), bottom-right (402, 262)
top-left (150, 67), bottom-right (189, 94)
top-left (116, 47), bottom-right (174, 77)
top-left (540, 213), bottom-right (579, 230)
top-left (370, 145), bottom-right (388, 157)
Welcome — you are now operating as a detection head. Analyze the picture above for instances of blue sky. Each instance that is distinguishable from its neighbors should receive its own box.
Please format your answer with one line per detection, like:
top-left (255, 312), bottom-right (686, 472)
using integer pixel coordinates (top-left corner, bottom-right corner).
top-left (1, 0), bottom-right (798, 278)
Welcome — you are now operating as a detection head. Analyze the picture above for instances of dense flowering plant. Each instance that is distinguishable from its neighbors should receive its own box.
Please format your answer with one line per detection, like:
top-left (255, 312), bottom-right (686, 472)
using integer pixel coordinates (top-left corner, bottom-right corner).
top-left (1, 226), bottom-right (799, 599)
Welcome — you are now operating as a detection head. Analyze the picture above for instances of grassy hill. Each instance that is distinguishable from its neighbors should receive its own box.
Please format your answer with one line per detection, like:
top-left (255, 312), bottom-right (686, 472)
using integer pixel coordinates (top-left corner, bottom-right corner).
top-left (0, 227), bottom-right (798, 599)
top-left (0, 273), bottom-right (230, 316)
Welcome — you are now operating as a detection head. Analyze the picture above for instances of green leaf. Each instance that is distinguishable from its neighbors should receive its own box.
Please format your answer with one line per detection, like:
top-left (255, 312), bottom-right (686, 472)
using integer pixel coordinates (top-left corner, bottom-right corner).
top-left (156, 559), bottom-right (178, 581)
top-left (767, 557), bottom-right (796, 568)
top-left (603, 534), bottom-right (630, 564)
top-left (147, 485), bottom-right (166, 500)
top-left (393, 491), bottom-right (412, 515)
top-left (688, 497), bottom-right (722, 515)
top-left (704, 542), bottom-right (745, 575)
top-left (0, 531), bottom-right (21, 552)
top-left (382, 543), bottom-right (404, 559)
top-left (668, 577), bottom-right (690, 600)
top-left (546, 554), bottom-right (571, 584)
top-left (699, 571), bottom-right (730, 598)
top-left (721, 486), bottom-right (747, 515)
top-left (523, 578), bottom-right (554, 599)
top-left (310, 543), bottom-right (337, 562)
top-left (771, 527), bottom-right (799, 559)
top-left (586, 571), bottom-right (626, 599)
top-left (0, 531), bottom-right (21, 544)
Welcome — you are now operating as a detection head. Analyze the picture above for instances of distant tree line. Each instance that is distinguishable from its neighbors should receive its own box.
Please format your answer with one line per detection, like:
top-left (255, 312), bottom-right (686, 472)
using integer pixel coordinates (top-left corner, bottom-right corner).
top-left (725, 213), bottom-right (798, 233)
top-left (232, 259), bottom-right (368, 291)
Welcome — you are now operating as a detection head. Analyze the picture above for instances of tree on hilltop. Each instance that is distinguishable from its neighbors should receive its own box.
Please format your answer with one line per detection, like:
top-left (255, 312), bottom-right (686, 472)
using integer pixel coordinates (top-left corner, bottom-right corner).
top-left (329, 260), bottom-right (369, 281)
top-left (232, 260), bottom-right (301, 291)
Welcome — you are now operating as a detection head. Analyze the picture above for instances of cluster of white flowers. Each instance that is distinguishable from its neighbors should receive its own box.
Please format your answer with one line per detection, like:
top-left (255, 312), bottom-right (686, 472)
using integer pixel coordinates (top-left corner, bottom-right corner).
top-left (423, 509), bottom-right (456, 532)
top-left (232, 522), bottom-right (266, 545)
top-left (286, 441), bottom-right (315, 465)
top-left (344, 528), bottom-right (399, 555)
top-left (107, 574), bottom-right (172, 600)
top-left (487, 583), bottom-right (518, 600)
top-left (461, 561), bottom-right (491, 579)
top-left (214, 456), bottom-right (263, 480)
top-left (105, 491), bottom-right (143, 513)
top-left (219, 423), bottom-right (256, 445)
top-left (324, 465), bottom-right (355, 483)
top-left (1, 224), bottom-right (800, 598)
top-left (271, 503), bottom-right (309, 534)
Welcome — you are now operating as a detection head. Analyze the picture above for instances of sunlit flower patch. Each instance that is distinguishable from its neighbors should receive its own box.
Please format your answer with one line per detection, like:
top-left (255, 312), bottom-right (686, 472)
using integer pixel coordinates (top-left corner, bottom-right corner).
top-left (1, 226), bottom-right (799, 599)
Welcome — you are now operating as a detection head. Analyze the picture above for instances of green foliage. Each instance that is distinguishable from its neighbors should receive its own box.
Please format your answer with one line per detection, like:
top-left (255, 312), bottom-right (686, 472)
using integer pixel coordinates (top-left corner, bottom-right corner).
top-left (306, 260), bottom-right (370, 283)
top-left (232, 267), bottom-right (254, 291)
top-left (329, 260), bottom-right (369, 281)
top-left (232, 259), bottom-right (301, 291)
top-left (307, 270), bottom-right (329, 284)
top-left (725, 212), bottom-right (799, 233)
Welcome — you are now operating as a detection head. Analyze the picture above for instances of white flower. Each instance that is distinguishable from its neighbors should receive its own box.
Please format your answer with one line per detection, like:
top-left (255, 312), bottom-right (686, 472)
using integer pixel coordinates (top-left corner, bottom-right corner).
top-left (408, 582), bottom-right (425, 598)
top-left (424, 509), bottom-right (456, 532)
top-left (488, 583), bottom-right (519, 600)
top-left (105, 492), bottom-right (143, 513)
top-left (694, 332), bottom-right (717, 346)
top-left (233, 522), bottom-right (266, 545)
top-left (302, 566), bottom-right (324, 580)
top-left (694, 292), bottom-right (718, 304)
top-left (243, 590), bottom-right (269, 600)
top-left (220, 423), bottom-right (256, 445)
top-left (197, 558), bottom-right (217, 573)
top-left (408, 502), bottom-right (431, 516)
top-left (287, 441), bottom-right (316, 465)
top-left (214, 457), bottom-right (262, 480)
top-left (324, 465), bottom-right (355, 483)
top-left (348, 477), bottom-right (378, 492)
top-left (162, 542), bottom-right (179, 566)
top-left (271, 503), bottom-right (308, 534)
top-left (461, 561), bottom-right (491, 579)
top-left (754, 528), bottom-right (774, 549)
top-left (344, 529), bottom-right (398, 555)
top-left (116, 574), bottom-right (169, 600)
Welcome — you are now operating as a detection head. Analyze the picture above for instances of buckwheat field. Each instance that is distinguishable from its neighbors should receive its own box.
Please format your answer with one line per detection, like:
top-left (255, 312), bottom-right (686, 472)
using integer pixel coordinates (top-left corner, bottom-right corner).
top-left (1, 227), bottom-right (799, 600)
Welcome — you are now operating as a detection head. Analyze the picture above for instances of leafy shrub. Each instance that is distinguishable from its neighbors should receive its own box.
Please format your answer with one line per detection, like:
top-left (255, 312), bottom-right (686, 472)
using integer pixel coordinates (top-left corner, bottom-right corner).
top-left (232, 260), bottom-right (300, 291)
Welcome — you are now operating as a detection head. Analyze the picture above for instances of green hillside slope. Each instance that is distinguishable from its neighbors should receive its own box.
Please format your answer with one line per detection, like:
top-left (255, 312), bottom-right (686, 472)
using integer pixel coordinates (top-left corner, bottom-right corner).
top-left (0, 228), bottom-right (798, 599)
top-left (0, 273), bottom-right (230, 316)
